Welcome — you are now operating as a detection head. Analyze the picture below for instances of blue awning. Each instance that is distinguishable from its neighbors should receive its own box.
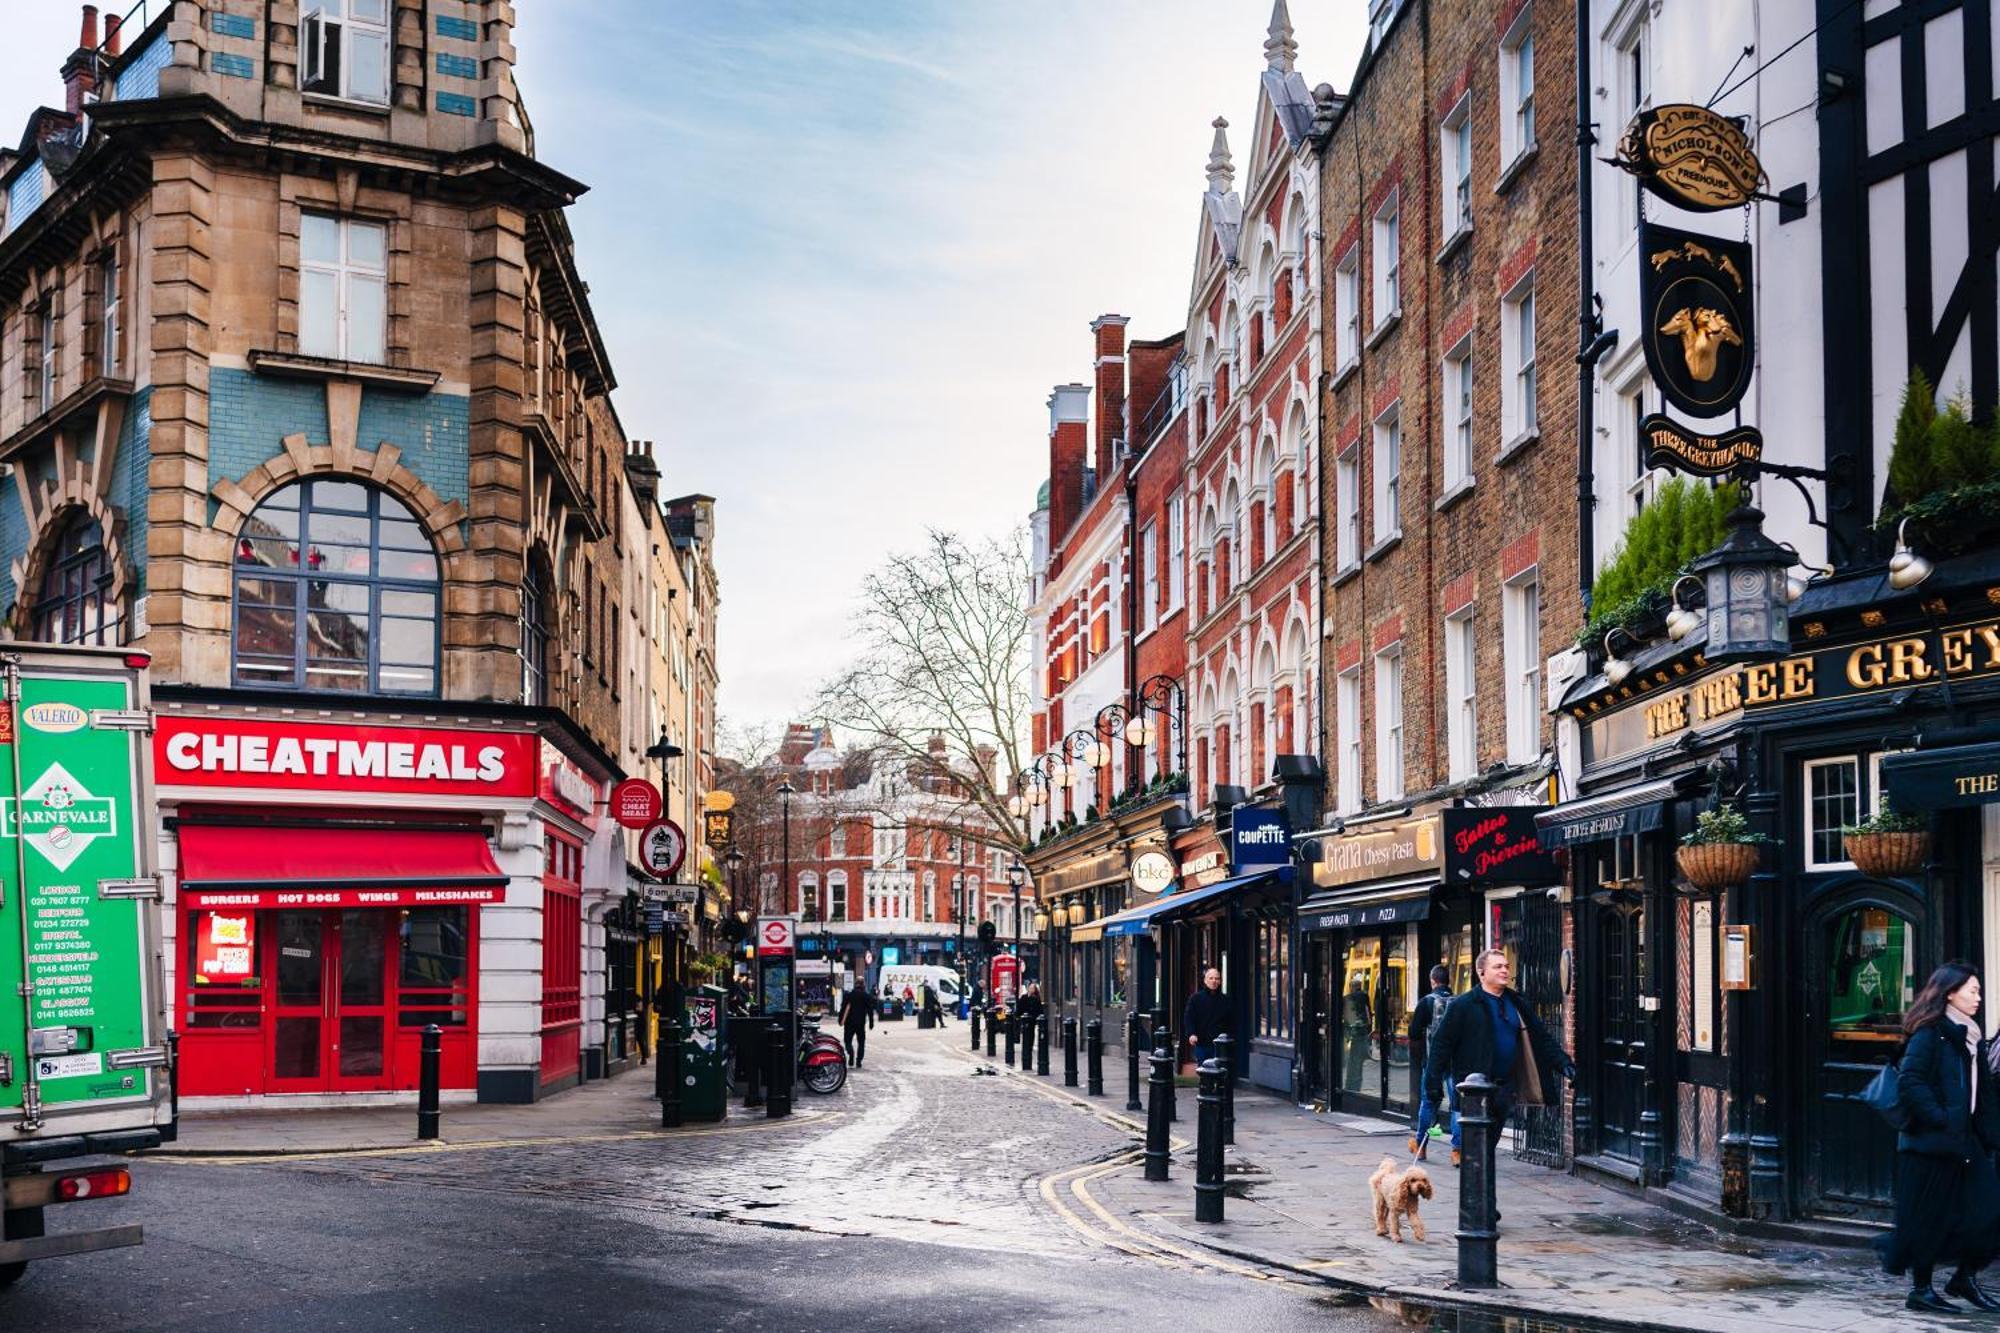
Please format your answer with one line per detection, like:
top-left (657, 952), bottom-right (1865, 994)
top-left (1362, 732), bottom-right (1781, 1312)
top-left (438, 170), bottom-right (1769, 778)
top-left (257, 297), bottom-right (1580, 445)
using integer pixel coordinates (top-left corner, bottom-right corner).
top-left (1099, 867), bottom-right (1291, 937)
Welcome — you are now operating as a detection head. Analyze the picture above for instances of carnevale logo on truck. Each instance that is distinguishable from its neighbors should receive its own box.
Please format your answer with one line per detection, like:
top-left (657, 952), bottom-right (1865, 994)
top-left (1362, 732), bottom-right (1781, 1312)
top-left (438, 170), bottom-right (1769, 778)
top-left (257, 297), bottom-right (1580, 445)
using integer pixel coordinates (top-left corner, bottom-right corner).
top-left (0, 762), bottom-right (117, 872)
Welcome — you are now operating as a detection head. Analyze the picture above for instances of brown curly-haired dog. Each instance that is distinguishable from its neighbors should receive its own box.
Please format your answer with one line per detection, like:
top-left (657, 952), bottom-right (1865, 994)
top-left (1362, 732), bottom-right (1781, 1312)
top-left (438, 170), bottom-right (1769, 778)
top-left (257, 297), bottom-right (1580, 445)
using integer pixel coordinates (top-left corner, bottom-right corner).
top-left (1369, 1156), bottom-right (1434, 1242)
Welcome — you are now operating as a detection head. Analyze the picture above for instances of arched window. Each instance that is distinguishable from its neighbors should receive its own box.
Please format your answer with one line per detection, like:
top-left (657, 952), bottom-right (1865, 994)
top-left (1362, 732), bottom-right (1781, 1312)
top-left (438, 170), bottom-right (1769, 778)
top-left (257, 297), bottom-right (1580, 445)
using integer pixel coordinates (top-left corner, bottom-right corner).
top-left (522, 553), bottom-right (551, 705)
top-left (32, 512), bottom-right (118, 645)
top-left (232, 479), bottom-right (440, 695)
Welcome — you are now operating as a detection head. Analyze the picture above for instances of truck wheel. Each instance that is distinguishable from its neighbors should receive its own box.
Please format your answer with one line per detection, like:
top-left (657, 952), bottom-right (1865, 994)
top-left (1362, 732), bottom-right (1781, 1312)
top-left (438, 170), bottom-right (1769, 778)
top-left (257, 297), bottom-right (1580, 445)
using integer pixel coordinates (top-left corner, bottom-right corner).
top-left (0, 1204), bottom-right (41, 1288)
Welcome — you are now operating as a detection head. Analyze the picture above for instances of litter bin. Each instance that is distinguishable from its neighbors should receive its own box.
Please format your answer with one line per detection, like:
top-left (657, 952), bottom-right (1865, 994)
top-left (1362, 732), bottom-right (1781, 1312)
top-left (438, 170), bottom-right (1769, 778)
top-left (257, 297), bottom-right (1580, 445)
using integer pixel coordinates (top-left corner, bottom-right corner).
top-left (681, 984), bottom-right (729, 1122)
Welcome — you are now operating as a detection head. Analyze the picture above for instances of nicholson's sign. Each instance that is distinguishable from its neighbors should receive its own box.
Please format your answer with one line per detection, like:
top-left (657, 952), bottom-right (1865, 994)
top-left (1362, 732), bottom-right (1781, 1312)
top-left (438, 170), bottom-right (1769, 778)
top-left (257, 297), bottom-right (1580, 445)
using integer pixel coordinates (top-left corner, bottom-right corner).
top-left (1641, 222), bottom-right (1755, 420)
top-left (1616, 104), bottom-right (1765, 212)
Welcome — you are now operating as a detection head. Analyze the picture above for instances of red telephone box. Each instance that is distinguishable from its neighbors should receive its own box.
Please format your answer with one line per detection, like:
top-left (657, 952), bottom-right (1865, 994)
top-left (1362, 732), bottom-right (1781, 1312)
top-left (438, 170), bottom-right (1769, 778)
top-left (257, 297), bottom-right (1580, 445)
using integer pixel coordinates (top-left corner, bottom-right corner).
top-left (989, 954), bottom-right (1021, 1008)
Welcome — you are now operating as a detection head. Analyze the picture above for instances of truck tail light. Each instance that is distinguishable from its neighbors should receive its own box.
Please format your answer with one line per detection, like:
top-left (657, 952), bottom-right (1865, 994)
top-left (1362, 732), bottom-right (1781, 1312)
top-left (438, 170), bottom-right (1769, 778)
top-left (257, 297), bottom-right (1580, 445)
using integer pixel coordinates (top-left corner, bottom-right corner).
top-left (56, 1167), bottom-right (131, 1201)
top-left (123, 652), bottom-right (152, 670)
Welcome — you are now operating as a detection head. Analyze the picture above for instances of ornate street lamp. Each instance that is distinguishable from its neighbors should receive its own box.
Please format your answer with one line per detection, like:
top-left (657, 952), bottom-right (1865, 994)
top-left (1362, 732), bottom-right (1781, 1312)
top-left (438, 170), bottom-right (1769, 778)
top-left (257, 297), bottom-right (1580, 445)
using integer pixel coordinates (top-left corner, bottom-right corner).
top-left (1008, 861), bottom-right (1027, 961)
top-left (1687, 498), bottom-right (1795, 664)
top-left (1131, 673), bottom-right (1190, 777)
top-left (777, 778), bottom-right (795, 917)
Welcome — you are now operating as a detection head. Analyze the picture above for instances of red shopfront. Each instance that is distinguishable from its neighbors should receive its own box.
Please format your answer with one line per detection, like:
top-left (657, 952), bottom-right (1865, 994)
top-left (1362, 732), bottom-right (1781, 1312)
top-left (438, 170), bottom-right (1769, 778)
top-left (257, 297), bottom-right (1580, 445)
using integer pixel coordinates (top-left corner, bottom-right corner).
top-left (157, 716), bottom-right (538, 1098)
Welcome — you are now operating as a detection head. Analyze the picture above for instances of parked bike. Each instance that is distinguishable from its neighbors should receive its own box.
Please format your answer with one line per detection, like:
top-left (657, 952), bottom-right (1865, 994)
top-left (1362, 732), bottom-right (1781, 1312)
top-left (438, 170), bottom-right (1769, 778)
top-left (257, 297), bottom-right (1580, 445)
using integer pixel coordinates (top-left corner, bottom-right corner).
top-left (799, 1018), bottom-right (848, 1094)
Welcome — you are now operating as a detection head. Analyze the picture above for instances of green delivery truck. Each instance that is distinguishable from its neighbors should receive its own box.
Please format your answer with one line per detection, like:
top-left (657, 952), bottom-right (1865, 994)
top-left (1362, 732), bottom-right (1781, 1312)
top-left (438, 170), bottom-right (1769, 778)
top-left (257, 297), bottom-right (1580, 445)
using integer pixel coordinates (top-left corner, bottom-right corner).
top-left (1, 644), bottom-right (171, 1288)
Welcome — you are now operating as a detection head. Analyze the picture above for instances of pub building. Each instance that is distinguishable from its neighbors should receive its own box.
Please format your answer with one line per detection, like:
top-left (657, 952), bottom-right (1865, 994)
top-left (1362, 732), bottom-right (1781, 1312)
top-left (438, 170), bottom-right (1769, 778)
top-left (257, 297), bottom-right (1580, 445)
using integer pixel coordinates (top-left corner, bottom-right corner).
top-left (160, 702), bottom-right (618, 1106)
top-left (1290, 797), bottom-right (1564, 1135)
top-left (1540, 544), bottom-right (2000, 1229)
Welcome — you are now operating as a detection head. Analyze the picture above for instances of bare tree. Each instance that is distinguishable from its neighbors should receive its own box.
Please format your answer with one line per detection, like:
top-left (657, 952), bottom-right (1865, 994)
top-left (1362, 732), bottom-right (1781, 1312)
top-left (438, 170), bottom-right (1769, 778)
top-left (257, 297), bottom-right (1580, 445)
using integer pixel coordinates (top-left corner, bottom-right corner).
top-left (813, 528), bottom-right (1033, 851)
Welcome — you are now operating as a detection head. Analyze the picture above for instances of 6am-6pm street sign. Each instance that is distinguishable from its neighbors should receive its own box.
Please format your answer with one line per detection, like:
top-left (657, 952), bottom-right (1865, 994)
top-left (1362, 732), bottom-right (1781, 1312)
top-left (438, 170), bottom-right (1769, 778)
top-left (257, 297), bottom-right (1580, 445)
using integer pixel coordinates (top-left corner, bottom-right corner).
top-left (639, 818), bottom-right (687, 879)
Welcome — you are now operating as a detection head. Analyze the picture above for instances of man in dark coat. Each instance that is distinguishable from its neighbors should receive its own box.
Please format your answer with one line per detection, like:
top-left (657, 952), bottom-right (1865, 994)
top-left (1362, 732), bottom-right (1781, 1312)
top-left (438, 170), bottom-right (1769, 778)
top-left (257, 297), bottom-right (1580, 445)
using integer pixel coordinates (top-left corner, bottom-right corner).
top-left (1421, 949), bottom-right (1573, 1170)
top-left (838, 980), bottom-right (876, 1068)
top-left (1407, 965), bottom-right (1454, 1154)
top-left (1183, 966), bottom-right (1230, 1069)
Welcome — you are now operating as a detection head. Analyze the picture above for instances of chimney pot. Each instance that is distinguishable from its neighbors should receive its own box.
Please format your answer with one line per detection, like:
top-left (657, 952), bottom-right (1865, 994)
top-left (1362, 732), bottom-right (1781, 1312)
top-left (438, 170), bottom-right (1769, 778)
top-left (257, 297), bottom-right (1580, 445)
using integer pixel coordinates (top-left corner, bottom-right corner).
top-left (104, 13), bottom-right (121, 56)
top-left (80, 4), bottom-right (99, 50)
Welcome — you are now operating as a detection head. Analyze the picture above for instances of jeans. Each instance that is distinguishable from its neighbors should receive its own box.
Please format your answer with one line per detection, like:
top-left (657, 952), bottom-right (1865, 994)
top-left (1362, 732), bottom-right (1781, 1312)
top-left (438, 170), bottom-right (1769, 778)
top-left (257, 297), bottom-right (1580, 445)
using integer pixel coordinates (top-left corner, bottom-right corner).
top-left (1192, 1042), bottom-right (1217, 1069)
top-left (844, 1027), bottom-right (867, 1067)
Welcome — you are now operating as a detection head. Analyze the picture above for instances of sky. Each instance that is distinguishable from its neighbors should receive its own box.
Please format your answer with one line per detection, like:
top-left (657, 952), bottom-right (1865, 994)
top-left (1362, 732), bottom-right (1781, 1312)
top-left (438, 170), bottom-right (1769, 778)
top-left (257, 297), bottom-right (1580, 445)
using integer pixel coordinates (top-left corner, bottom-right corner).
top-left (0, 0), bottom-right (1368, 734)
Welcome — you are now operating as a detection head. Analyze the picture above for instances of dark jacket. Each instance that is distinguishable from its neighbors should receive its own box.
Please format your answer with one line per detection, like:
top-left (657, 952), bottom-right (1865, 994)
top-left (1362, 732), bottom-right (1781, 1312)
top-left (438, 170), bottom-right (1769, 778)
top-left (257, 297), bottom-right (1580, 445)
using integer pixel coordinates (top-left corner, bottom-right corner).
top-left (1897, 1018), bottom-right (1999, 1159)
top-left (1016, 990), bottom-right (1044, 1022)
top-left (1409, 986), bottom-right (1452, 1046)
top-left (1421, 986), bottom-right (1571, 1107)
top-left (1184, 986), bottom-right (1231, 1043)
top-left (838, 986), bottom-right (875, 1033)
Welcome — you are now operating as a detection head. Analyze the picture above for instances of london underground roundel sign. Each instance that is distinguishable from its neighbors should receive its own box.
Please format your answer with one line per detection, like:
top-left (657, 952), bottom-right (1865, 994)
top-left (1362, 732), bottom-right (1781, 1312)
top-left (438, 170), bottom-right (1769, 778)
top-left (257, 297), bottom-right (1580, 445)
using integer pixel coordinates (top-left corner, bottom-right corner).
top-left (611, 778), bottom-right (662, 830)
top-left (640, 819), bottom-right (687, 879)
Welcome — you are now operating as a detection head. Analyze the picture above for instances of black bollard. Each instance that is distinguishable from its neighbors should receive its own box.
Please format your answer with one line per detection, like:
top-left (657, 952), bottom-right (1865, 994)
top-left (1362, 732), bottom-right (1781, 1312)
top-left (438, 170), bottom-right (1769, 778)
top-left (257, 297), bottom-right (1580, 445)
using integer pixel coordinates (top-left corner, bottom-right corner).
top-left (659, 1018), bottom-right (684, 1128)
top-left (1144, 1036), bottom-right (1172, 1182)
top-left (1125, 1010), bottom-right (1144, 1112)
top-left (1214, 1031), bottom-right (1235, 1146)
top-left (1004, 1009), bottom-right (1018, 1066)
top-left (1037, 1009), bottom-right (1051, 1076)
top-left (1062, 1016), bottom-right (1079, 1088)
top-left (1456, 1073), bottom-right (1499, 1288)
top-left (1194, 1058), bottom-right (1225, 1223)
top-left (167, 1028), bottom-right (182, 1125)
top-left (985, 1004), bottom-right (998, 1058)
top-left (970, 1002), bottom-right (982, 1051)
top-left (1085, 1018), bottom-right (1104, 1097)
top-left (765, 1018), bottom-right (792, 1119)
top-left (1152, 1007), bottom-right (1176, 1123)
top-left (417, 1023), bottom-right (442, 1140)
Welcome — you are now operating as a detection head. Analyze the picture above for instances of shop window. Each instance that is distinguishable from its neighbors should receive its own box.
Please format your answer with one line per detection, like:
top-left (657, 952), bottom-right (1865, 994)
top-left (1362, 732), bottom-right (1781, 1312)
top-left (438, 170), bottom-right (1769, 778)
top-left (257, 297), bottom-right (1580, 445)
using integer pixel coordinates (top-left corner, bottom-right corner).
top-left (1108, 941), bottom-right (1129, 1007)
top-left (1805, 756), bottom-right (1862, 870)
top-left (1257, 920), bottom-right (1291, 1040)
top-left (185, 909), bottom-right (262, 1028)
top-left (232, 479), bottom-right (440, 695)
top-left (399, 906), bottom-right (470, 1026)
top-left (32, 512), bottom-right (120, 646)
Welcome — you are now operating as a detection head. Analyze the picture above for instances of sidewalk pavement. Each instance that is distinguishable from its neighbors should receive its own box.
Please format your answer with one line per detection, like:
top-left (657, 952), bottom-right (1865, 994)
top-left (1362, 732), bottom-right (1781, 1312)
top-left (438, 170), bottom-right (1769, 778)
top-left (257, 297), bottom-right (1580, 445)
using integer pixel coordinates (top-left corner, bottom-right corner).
top-left (149, 1064), bottom-right (818, 1156)
top-left (967, 1038), bottom-right (1970, 1333)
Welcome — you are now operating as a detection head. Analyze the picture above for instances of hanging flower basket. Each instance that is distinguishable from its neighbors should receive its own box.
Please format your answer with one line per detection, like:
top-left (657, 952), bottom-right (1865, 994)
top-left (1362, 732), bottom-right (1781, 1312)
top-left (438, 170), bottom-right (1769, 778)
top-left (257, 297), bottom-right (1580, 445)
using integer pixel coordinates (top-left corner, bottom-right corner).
top-left (1844, 830), bottom-right (1930, 878)
top-left (1676, 841), bottom-right (1763, 890)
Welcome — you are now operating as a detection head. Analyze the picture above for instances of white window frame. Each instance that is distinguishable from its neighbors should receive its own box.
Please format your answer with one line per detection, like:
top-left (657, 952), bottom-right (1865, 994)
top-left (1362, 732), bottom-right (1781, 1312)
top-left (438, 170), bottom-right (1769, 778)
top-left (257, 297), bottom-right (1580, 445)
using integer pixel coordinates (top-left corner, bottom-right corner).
top-left (1336, 446), bottom-right (1361, 572)
top-left (300, 212), bottom-right (388, 363)
top-left (1443, 338), bottom-right (1474, 492)
top-left (1503, 570), bottom-right (1542, 764)
top-left (1440, 96), bottom-right (1472, 240)
top-left (1374, 646), bottom-right (1405, 800)
top-left (100, 251), bottom-right (120, 376)
top-left (1337, 667), bottom-right (1363, 813)
top-left (1335, 246), bottom-right (1361, 370)
top-left (828, 870), bottom-right (848, 921)
top-left (1619, 372), bottom-right (1661, 521)
top-left (1372, 403), bottom-right (1402, 546)
top-left (1500, 9), bottom-right (1536, 169)
top-left (1140, 522), bottom-right (1159, 632)
top-left (1804, 755), bottom-right (1863, 871)
top-left (302, 0), bottom-right (392, 105)
top-left (1445, 608), bottom-right (1477, 782)
top-left (1501, 273), bottom-right (1538, 447)
top-left (1166, 492), bottom-right (1186, 611)
top-left (1371, 193), bottom-right (1400, 331)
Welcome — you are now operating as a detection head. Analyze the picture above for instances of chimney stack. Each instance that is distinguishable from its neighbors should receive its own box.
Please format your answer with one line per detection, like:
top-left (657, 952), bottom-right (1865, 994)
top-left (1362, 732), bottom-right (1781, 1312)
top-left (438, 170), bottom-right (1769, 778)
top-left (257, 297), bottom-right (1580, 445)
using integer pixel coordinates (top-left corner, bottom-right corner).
top-left (104, 12), bottom-right (122, 57)
top-left (1047, 383), bottom-right (1091, 546)
top-left (1090, 315), bottom-right (1129, 481)
top-left (64, 6), bottom-right (100, 115)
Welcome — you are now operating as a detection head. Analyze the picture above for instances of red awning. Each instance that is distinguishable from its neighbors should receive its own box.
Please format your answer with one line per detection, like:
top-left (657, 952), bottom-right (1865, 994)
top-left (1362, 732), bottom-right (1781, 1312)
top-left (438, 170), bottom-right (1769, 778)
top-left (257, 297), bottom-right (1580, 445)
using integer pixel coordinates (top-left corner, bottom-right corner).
top-left (178, 824), bottom-right (508, 909)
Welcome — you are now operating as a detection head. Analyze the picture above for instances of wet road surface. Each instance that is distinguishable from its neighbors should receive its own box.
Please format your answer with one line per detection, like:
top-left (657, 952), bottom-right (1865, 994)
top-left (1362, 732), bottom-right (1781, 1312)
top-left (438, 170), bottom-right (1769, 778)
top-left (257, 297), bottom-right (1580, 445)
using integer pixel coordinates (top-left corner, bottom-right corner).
top-left (1, 1023), bottom-right (1403, 1331)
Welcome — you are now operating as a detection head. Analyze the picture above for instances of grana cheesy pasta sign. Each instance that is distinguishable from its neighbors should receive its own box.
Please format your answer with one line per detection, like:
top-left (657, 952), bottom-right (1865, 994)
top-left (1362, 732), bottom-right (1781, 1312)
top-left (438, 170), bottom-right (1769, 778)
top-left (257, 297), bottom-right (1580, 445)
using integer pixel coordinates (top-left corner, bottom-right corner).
top-left (155, 717), bottom-right (539, 798)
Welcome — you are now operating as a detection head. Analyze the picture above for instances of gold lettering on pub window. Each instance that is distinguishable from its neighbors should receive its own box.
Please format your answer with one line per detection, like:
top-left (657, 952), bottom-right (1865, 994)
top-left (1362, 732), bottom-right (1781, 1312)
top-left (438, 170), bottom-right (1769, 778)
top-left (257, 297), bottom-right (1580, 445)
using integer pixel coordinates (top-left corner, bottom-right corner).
top-left (1957, 774), bottom-right (2000, 798)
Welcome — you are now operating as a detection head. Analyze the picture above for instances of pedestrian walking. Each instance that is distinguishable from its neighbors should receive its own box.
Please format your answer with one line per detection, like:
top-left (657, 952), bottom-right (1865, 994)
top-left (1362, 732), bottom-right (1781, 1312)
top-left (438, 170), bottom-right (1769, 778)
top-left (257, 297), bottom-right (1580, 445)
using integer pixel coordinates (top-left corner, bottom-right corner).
top-left (1419, 948), bottom-right (1573, 1171)
top-left (839, 979), bottom-right (876, 1069)
top-left (1407, 965), bottom-right (1453, 1158)
top-left (1183, 966), bottom-right (1230, 1069)
top-left (1878, 963), bottom-right (2000, 1313)
top-left (1016, 981), bottom-right (1044, 1028)
top-left (921, 982), bottom-right (943, 1026)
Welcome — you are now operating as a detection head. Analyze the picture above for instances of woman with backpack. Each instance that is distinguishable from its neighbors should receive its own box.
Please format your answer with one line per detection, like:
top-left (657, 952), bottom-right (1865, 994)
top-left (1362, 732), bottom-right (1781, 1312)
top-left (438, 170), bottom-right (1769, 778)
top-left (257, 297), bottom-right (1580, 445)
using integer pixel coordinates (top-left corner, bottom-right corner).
top-left (1880, 962), bottom-right (2000, 1313)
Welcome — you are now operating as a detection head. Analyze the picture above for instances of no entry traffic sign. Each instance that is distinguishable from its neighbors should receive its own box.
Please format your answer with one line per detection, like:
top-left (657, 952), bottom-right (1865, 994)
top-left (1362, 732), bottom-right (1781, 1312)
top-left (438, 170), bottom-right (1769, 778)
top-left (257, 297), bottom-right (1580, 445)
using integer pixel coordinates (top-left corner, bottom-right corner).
top-left (639, 819), bottom-right (687, 879)
top-left (611, 778), bottom-right (662, 829)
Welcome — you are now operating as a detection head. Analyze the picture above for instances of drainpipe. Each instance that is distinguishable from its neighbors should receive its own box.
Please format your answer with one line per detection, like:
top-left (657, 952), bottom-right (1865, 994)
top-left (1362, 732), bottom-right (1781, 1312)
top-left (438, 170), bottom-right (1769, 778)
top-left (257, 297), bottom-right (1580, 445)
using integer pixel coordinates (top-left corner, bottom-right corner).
top-left (1574, 0), bottom-right (1612, 611)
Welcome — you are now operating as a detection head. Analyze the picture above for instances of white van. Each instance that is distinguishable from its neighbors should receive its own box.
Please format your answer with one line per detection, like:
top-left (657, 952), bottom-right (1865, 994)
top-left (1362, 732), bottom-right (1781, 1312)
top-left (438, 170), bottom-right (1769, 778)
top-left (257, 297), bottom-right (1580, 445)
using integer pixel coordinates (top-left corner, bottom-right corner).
top-left (878, 965), bottom-right (965, 1010)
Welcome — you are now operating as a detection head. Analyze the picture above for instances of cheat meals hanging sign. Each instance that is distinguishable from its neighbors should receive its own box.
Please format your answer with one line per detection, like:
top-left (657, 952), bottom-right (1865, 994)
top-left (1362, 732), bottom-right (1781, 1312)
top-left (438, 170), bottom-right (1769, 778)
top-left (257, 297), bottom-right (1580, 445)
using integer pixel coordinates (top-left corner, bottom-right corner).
top-left (156, 717), bottom-right (539, 798)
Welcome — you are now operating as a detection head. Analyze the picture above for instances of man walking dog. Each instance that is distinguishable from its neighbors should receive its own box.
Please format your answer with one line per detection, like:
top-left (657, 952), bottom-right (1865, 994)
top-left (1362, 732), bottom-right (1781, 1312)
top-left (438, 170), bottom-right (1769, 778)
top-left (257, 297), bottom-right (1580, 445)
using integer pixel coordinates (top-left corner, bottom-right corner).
top-left (1420, 949), bottom-right (1573, 1171)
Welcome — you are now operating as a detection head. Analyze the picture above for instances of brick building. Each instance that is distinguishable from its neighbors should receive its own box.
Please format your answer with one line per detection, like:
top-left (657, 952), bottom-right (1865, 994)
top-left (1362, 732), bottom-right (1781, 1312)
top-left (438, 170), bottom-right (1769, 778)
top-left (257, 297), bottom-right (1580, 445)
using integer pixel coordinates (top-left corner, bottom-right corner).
top-left (0, 4), bottom-right (715, 1104)
top-left (1296, 0), bottom-right (1580, 1124)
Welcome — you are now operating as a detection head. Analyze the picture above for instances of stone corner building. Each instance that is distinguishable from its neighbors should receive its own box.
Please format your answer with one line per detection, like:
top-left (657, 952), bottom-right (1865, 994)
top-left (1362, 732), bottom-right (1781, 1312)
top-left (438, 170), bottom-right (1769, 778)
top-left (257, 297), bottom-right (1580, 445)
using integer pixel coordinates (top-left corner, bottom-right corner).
top-left (0, 2), bottom-right (679, 1106)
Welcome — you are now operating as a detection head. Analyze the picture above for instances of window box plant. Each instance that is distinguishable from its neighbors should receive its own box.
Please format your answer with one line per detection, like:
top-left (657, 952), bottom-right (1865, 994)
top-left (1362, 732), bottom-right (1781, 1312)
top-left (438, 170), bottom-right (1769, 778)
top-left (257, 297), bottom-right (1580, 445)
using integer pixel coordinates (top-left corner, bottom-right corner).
top-left (1676, 804), bottom-right (1775, 889)
top-left (1843, 802), bottom-right (1930, 878)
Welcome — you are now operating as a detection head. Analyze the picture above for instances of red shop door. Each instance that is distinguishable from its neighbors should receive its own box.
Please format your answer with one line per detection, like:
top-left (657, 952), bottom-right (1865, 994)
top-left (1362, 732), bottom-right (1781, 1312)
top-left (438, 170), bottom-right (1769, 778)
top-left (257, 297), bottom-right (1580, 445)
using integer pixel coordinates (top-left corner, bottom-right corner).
top-left (540, 834), bottom-right (583, 1087)
top-left (267, 910), bottom-right (395, 1093)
